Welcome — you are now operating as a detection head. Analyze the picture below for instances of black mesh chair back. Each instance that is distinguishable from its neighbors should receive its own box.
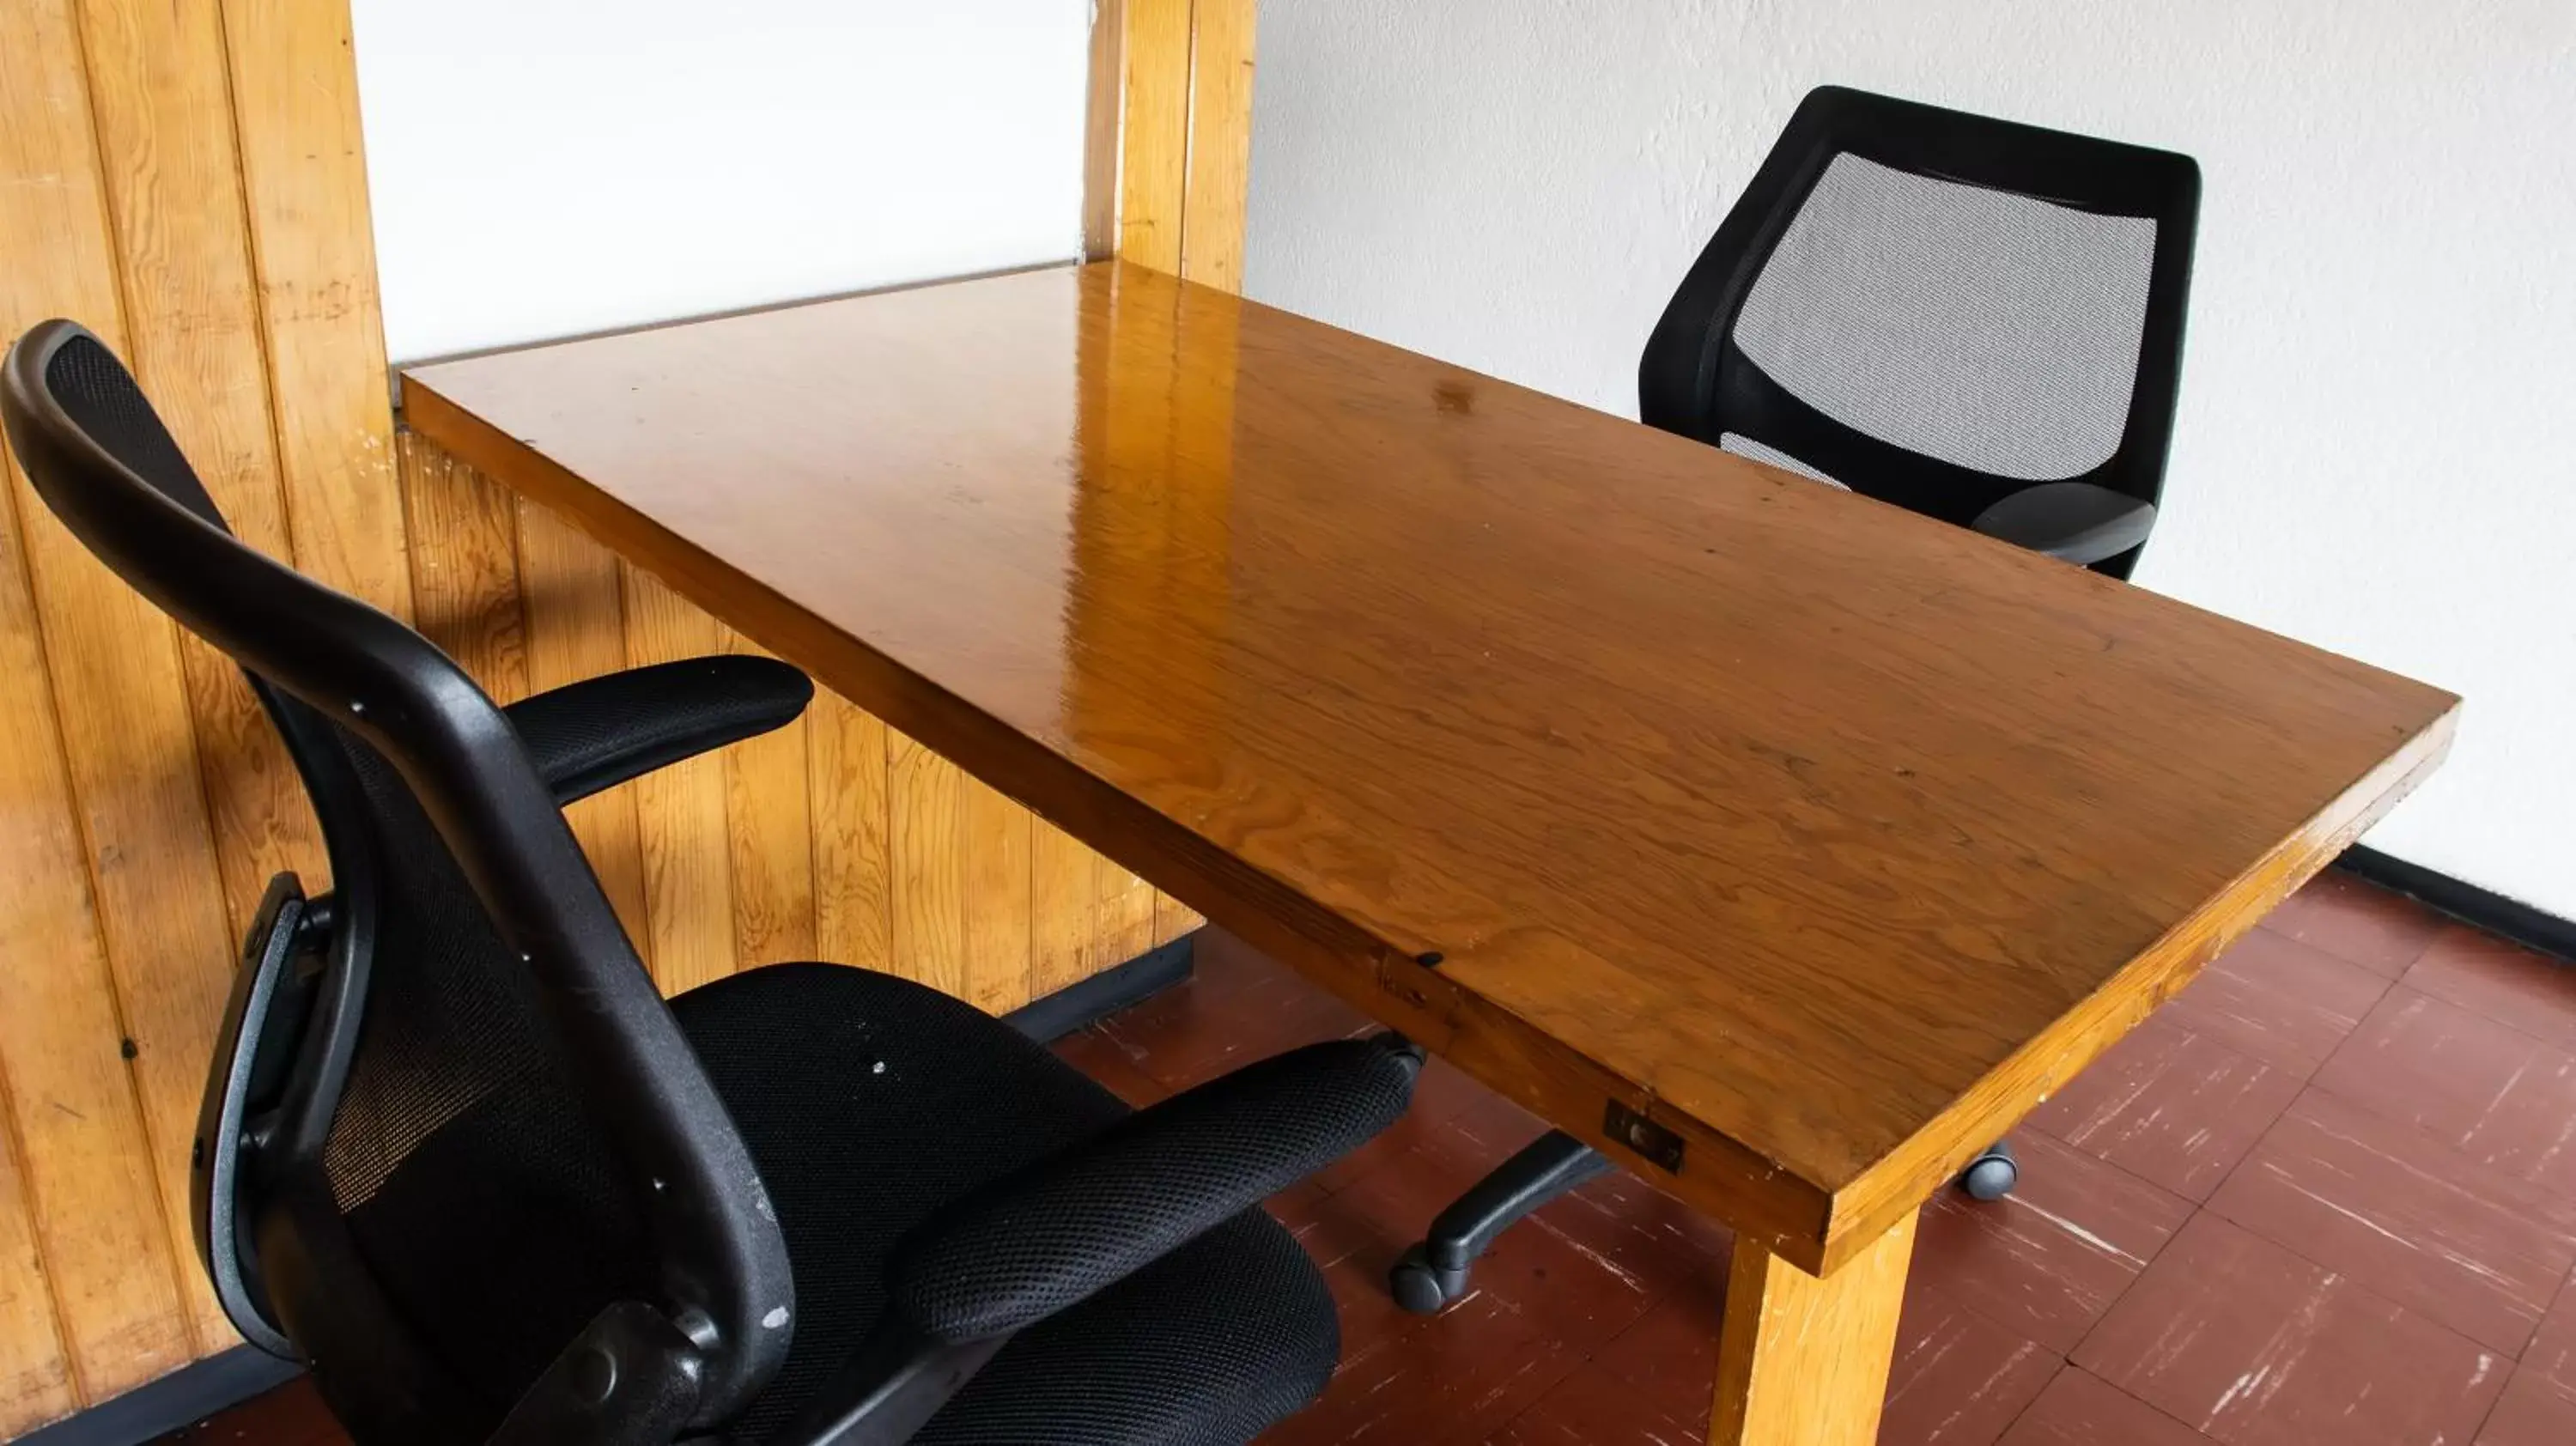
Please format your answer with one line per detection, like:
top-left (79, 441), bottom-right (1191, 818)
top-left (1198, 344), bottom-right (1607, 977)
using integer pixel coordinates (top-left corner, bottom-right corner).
top-left (1640, 86), bottom-right (2199, 578)
top-left (2, 322), bottom-right (792, 1442)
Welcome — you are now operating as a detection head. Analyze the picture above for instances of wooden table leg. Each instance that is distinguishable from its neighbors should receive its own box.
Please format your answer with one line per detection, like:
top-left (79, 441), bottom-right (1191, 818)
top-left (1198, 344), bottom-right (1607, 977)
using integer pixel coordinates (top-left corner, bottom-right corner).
top-left (1707, 1211), bottom-right (1918, 1444)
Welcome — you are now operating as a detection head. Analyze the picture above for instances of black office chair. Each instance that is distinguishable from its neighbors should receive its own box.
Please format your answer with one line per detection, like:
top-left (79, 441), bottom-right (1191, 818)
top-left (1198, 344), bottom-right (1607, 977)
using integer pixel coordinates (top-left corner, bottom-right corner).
top-left (4, 319), bottom-right (1423, 1445)
top-left (1647, 84), bottom-right (2199, 577)
top-left (1388, 86), bottom-right (2201, 1315)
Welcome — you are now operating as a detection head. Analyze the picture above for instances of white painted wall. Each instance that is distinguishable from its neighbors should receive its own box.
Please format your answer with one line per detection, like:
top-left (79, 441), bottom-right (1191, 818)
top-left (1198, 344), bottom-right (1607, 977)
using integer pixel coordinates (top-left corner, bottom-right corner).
top-left (350, 1), bottom-right (1088, 362)
top-left (1247, 0), bottom-right (2576, 915)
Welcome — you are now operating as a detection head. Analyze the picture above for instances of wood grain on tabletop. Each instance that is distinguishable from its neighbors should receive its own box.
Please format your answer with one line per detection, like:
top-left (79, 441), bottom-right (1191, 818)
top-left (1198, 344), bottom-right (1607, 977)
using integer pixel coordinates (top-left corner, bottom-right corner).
top-left (401, 259), bottom-right (2457, 1274)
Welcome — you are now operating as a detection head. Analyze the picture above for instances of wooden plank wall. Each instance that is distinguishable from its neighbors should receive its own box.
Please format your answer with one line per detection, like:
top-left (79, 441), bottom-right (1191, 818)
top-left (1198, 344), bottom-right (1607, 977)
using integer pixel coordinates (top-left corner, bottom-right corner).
top-left (0, 0), bottom-right (1255, 1431)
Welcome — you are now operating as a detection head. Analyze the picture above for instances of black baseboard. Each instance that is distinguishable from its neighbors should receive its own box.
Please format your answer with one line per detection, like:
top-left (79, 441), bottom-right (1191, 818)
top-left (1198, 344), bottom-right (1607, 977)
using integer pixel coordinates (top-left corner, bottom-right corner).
top-left (15, 1344), bottom-right (302, 1446)
top-left (2336, 845), bottom-right (2574, 964)
top-left (1006, 929), bottom-right (1197, 1042)
top-left (20, 934), bottom-right (1197, 1445)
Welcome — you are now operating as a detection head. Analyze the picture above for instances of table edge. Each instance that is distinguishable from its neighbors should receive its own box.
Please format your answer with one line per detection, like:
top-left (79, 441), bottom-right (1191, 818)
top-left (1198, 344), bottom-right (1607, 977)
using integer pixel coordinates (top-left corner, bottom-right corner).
top-left (1815, 698), bottom-right (2459, 1271)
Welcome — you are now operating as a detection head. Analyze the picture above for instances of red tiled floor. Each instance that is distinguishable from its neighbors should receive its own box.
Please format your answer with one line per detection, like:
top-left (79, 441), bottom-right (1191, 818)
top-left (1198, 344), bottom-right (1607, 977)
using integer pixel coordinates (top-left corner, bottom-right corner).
top-left (1049, 1022), bottom-right (1176, 1105)
top-left (1997, 1368), bottom-right (2206, 1446)
top-left (2159, 929), bottom-right (2391, 1078)
top-left (2312, 986), bottom-right (2576, 1198)
top-left (1908, 1130), bottom-right (2190, 1352)
top-left (161, 873), bottom-right (2575, 1446)
top-left (2257, 870), bottom-right (2448, 977)
top-left (2205, 1088), bottom-right (2576, 1355)
top-left (2405, 923), bottom-right (2576, 1050)
top-left (1511, 1169), bottom-right (1728, 1322)
top-left (2026, 1016), bottom-right (2302, 1201)
top-left (1878, 1285), bottom-right (2063, 1446)
top-left (1263, 1284), bottom-right (1580, 1446)
top-left (1591, 1283), bottom-right (1726, 1425)
top-left (1485, 1361), bottom-right (1703, 1446)
top-left (2524, 1270), bottom-right (2576, 1395)
top-left (2073, 1212), bottom-right (2508, 1446)
top-left (2478, 1367), bottom-right (2576, 1445)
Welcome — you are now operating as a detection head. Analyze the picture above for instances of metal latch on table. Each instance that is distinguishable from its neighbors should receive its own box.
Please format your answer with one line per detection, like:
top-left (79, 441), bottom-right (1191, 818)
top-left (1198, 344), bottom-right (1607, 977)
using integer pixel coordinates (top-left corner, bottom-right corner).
top-left (1603, 1098), bottom-right (1685, 1172)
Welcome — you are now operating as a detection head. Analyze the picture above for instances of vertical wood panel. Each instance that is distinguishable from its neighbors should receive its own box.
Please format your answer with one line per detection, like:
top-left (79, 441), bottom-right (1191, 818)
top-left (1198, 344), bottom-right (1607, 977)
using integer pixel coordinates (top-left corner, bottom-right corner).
top-left (516, 500), bottom-right (653, 959)
top-left (0, 448), bottom-right (155, 1423)
top-left (960, 780), bottom-right (1035, 1013)
top-left (82, 0), bottom-right (324, 957)
top-left (398, 434), bottom-right (526, 701)
top-left (1178, 0), bottom-right (1258, 291)
top-left (1116, 0), bottom-right (1193, 271)
top-left (1030, 823), bottom-right (1099, 995)
top-left (1094, 856), bottom-right (1162, 973)
top-left (725, 639), bottom-right (817, 968)
top-left (887, 731), bottom-right (969, 998)
top-left (0, 1104), bottom-right (72, 1437)
top-left (1151, 889), bottom-right (1200, 947)
top-left (0, 0), bottom-right (202, 1395)
top-left (810, 690), bottom-right (894, 974)
top-left (221, 0), bottom-right (412, 622)
top-left (621, 567), bottom-right (738, 994)
top-left (1082, 0), bottom-right (1128, 260)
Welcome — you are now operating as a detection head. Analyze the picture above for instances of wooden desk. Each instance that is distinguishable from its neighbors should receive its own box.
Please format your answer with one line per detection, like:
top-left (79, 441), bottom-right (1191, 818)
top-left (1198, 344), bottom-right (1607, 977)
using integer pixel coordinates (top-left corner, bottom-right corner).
top-left (404, 260), bottom-right (2456, 1443)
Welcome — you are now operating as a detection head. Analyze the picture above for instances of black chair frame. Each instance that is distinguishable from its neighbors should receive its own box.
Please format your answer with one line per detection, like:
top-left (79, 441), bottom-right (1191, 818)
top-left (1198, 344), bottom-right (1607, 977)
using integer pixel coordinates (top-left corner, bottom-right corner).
top-left (1639, 84), bottom-right (2201, 578)
top-left (8, 317), bottom-right (806, 1436)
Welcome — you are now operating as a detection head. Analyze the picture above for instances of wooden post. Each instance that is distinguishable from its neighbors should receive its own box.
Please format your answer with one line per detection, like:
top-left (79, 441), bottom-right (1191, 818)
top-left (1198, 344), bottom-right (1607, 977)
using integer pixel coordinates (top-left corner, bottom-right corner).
top-left (1086, 0), bottom-right (1259, 287)
top-left (1709, 1212), bottom-right (1917, 1445)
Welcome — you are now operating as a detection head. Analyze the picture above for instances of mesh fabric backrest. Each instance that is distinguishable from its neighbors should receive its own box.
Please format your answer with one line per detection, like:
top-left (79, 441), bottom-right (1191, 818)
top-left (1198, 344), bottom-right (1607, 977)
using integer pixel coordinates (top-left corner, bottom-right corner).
top-left (45, 336), bottom-right (228, 529)
top-left (322, 739), bottom-right (651, 1416)
top-left (42, 337), bottom-right (653, 1422)
top-left (1732, 152), bottom-right (2157, 483)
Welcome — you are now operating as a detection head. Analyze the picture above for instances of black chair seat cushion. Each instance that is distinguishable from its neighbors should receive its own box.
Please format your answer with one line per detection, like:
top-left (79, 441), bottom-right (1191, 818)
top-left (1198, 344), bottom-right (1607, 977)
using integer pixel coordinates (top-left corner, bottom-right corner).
top-left (671, 963), bottom-right (1341, 1445)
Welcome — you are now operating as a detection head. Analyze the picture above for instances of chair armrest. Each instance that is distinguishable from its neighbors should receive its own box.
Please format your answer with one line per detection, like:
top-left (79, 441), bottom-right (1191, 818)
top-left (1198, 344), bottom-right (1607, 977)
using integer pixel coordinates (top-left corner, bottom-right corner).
top-left (887, 1034), bottom-right (1424, 1345)
top-left (1971, 481), bottom-right (2158, 567)
top-left (503, 655), bottom-right (813, 806)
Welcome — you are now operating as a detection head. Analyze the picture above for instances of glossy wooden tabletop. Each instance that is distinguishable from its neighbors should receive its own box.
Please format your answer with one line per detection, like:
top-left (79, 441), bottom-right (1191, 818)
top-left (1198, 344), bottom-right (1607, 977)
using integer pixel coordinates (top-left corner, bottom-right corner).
top-left (404, 261), bottom-right (2456, 1274)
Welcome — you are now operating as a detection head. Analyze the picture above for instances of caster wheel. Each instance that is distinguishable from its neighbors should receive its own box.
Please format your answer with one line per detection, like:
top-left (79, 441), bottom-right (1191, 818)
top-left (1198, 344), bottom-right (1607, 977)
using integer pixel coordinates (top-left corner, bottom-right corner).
top-left (1388, 1242), bottom-right (1469, 1315)
top-left (1959, 1141), bottom-right (2019, 1202)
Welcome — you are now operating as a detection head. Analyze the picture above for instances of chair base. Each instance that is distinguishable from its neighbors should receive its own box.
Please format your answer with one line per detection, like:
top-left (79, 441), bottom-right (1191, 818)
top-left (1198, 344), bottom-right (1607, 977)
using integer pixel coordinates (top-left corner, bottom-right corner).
top-left (1958, 1139), bottom-right (2020, 1201)
top-left (1388, 1130), bottom-right (1613, 1315)
top-left (1388, 1130), bottom-right (2022, 1314)
top-left (1387, 1243), bottom-right (1472, 1315)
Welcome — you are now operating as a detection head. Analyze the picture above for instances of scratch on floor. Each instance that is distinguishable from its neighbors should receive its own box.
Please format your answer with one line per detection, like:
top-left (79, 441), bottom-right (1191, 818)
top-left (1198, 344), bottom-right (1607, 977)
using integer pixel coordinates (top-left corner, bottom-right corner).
top-left (1529, 1216), bottom-right (1646, 1292)
top-left (2010, 1194), bottom-right (2143, 1265)
top-left (2274, 1171), bottom-right (2420, 1251)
